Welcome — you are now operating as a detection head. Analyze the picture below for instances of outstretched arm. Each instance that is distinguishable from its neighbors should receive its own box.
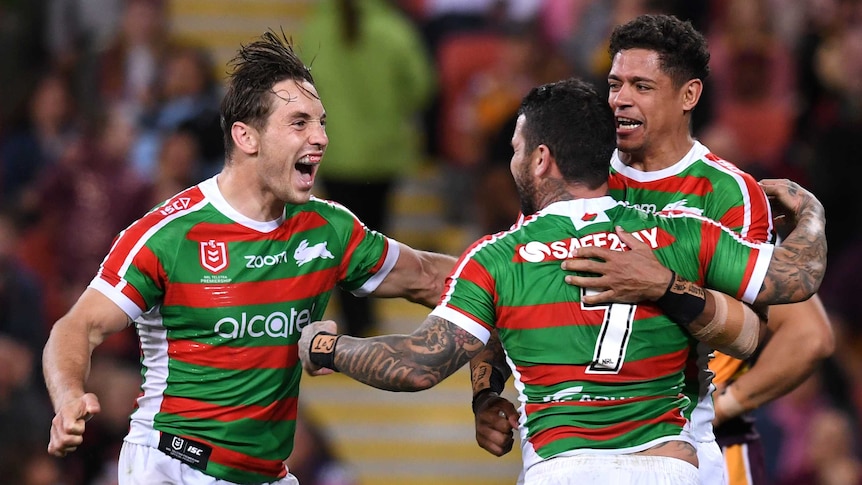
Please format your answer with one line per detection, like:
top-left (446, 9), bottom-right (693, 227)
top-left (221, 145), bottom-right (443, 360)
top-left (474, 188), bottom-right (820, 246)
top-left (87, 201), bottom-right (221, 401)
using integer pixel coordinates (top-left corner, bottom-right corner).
top-left (298, 316), bottom-right (485, 391)
top-left (371, 242), bottom-right (457, 308)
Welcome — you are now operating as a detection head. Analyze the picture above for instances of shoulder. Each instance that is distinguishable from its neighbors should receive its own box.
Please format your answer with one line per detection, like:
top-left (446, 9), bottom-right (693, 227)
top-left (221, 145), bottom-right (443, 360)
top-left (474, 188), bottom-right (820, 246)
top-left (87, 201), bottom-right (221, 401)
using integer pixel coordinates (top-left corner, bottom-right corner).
top-left (287, 197), bottom-right (364, 231)
top-left (694, 149), bottom-right (762, 193)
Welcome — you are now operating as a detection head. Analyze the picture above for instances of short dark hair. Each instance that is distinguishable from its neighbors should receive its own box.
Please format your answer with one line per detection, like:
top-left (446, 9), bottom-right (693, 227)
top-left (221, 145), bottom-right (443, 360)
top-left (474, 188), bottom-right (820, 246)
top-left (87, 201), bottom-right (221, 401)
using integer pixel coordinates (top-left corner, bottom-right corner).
top-left (517, 78), bottom-right (616, 189)
top-left (220, 30), bottom-right (315, 156)
top-left (608, 14), bottom-right (710, 88)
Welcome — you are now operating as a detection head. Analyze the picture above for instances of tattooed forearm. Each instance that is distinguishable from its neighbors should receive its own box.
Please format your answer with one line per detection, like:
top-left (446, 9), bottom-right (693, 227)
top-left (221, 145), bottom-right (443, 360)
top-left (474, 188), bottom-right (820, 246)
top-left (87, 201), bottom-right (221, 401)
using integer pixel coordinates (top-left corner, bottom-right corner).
top-left (757, 183), bottom-right (827, 305)
top-left (333, 316), bottom-right (485, 392)
top-left (469, 330), bottom-right (511, 394)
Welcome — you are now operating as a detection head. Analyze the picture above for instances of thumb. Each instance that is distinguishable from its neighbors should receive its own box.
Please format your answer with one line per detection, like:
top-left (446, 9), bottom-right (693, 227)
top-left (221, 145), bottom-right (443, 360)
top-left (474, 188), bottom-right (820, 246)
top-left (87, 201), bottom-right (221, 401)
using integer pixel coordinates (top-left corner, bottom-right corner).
top-left (81, 393), bottom-right (101, 420)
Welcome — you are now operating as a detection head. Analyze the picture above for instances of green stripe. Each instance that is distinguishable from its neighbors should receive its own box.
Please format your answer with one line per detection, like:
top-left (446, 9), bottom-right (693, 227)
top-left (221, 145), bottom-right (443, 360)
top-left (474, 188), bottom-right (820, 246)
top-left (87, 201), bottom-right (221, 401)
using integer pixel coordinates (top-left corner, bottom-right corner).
top-left (166, 363), bottom-right (300, 403)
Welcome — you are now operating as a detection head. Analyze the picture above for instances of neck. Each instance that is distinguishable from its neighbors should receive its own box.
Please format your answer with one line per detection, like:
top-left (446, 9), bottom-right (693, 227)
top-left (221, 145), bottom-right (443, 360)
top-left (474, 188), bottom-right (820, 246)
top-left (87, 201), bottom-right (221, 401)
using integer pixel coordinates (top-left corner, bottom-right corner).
top-left (619, 134), bottom-right (696, 172)
top-left (536, 178), bottom-right (609, 210)
top-left (216, 166), bottom-right (283, 221)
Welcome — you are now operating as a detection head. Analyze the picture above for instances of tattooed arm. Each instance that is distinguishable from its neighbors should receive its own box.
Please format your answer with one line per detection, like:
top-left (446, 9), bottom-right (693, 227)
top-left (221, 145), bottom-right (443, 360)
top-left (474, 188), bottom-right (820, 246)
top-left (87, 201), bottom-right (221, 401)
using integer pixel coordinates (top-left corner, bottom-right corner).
top-left (298, 316), bottom-right (486, 391)
top-left (753, 179), bottom-right (826, 305)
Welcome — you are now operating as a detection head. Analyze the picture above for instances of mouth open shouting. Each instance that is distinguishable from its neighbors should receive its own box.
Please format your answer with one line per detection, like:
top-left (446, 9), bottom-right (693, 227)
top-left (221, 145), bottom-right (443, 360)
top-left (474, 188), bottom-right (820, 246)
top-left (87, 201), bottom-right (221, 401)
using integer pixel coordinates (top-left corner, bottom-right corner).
top-left (295, 154), bottom-right (322, 188)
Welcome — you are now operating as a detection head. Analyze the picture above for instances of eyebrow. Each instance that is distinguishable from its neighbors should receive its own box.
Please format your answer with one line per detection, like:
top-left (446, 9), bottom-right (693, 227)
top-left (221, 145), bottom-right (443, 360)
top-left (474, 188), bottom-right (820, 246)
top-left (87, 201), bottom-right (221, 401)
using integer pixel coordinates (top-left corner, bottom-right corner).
top-left (608, 74), bottom-right (656, 84)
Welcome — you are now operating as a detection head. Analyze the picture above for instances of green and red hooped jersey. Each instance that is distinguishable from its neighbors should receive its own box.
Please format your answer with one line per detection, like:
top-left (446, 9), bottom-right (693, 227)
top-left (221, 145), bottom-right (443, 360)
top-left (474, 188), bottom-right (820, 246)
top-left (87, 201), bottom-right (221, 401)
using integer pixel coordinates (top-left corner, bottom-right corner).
top-left (430, 196), bottom-right (773, 472)
top-left (609, 141), bottom-right (774, 441)
top-left (89, 176), bottom-right (398, 484)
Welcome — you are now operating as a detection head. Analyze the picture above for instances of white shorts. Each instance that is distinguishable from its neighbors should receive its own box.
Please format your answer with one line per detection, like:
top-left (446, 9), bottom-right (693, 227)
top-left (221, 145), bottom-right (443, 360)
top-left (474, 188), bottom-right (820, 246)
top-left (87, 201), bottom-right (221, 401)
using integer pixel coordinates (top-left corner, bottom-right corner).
top-left (522, 454), bottom-right (699, 485)
top-left (697, 439), bottom-right (728, 485)
top-left (118, 440), bottom-right (300, 485)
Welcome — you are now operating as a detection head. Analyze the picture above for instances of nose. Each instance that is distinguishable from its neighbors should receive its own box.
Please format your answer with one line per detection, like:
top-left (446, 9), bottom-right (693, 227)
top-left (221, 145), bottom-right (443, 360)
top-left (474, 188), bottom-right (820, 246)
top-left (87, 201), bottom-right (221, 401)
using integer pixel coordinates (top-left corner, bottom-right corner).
top-left (309, 121), bottom-right (328, 149)
top-left (609, 84), bottom-right (632, 109)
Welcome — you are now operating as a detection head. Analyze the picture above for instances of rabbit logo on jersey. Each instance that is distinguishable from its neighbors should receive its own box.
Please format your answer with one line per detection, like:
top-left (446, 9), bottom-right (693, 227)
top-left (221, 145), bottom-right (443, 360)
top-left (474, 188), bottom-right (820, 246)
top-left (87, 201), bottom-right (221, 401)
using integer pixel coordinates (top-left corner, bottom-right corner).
top-left (514, 227), bottom-right (662, 263)
top-left (200, 239), bottom-right (228, 273)
top-left (294, 239), bottom-right (334, 267)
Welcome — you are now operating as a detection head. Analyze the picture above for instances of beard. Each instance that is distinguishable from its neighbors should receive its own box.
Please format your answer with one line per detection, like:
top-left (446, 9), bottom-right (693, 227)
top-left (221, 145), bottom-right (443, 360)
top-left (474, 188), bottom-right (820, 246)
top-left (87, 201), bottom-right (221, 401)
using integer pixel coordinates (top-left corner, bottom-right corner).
top-left (514, 164), bottom-right (538, 216)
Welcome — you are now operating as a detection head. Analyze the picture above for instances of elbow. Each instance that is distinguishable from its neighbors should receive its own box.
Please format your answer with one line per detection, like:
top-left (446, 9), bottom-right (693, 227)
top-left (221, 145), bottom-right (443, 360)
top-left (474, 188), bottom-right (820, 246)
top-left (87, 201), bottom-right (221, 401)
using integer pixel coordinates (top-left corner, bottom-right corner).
top-left (401, 373), bottom-right (439, 392)
top-left (808, 324), bottom-right (836, 361)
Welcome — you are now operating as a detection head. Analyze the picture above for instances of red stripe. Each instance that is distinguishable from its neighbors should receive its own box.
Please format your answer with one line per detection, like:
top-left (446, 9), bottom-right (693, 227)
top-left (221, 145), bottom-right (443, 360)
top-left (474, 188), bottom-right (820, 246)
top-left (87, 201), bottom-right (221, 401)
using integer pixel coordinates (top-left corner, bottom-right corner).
top-left (163, 267), bottom-right (338, 307)
top-left (518, 347), bottom-right (689, 385)
top-left (625, 174), bottom-right (714, 198)
top-left (698, 222), bottom-right (761, 300)
top-left (166, 432), bottom-right (288, 478)
top-left (185, 211), bottom-right (329, 243)
top-left (458, 258), bottom-right (495, 296)
top-left (102, 187), bottom-right (206, 275)
top-left (338, 217), bottom-right (371, 280)
top-left (498, 301), bottom-right (663, 331)
top-left (528, 406), bottom-right (687, 449)
top-left (160, 395), bottom-right (298, 423)
top-left (167, 339), bottom-right (298, 370)
top-left (498, 302), bottom-right (601, 330)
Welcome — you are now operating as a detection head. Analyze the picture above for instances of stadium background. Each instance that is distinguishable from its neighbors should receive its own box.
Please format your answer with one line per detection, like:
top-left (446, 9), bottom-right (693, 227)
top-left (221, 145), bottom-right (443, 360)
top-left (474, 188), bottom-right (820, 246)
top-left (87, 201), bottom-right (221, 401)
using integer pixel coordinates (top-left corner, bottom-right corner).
top-left (1, 1), bottom-right (861, 484)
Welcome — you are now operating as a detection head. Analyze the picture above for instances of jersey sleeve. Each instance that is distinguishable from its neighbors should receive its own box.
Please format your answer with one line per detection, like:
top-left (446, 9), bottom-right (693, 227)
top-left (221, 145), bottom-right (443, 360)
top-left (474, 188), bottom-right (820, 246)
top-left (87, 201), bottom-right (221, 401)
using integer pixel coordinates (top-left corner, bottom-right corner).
top-left (319, 199), bottom-right (398, 296)
top-left (701, 154), bottom-right (773, 243)
top-left (679, 214), bottom-right (775, 303)
top-left (89, 210), bottom-right (174, 320)
top-left (429, 238), bottom-right (498, 344)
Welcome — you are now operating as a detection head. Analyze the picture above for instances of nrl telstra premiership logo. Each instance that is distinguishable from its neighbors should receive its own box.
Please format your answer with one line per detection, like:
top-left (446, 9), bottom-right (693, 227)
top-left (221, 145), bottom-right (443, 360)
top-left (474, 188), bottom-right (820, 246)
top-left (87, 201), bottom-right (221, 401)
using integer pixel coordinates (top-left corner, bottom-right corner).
top-left (200, 239), bottom-right (228, 273)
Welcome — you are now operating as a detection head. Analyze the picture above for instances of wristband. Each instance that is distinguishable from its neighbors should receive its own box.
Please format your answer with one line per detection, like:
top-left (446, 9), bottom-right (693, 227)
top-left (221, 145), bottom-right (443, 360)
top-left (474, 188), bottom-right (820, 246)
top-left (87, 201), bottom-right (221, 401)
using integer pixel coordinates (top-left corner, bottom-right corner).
top-left (309, 331), bottom-right (341, 372)
top-left (488, 367), bottom-right (506, 394)
top-left (655, 271), bottom-right (706, 327)
top-left (472, 389), bottom-right (499, 414)
top-left (471, 364), bottom-right (506, 394)
top-left (471, 367), bottom-right (506, 414)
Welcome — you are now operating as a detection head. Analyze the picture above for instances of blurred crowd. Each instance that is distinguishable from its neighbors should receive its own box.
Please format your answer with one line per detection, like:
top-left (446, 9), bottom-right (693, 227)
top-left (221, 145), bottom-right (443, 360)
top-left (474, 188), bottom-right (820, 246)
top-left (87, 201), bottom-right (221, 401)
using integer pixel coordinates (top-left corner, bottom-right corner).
top-left (1, 0), bottom-right (861, 484)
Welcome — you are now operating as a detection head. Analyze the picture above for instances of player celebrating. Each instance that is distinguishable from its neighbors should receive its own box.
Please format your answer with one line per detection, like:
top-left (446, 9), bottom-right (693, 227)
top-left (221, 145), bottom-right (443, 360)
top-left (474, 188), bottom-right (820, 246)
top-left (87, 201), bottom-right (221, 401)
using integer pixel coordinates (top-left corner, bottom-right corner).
top-left (42, 31), bottom-right (456, 485)
top-left (297, 78), bottom-right (827, 485)
top-left (470, 14), bottom-right (833, 485)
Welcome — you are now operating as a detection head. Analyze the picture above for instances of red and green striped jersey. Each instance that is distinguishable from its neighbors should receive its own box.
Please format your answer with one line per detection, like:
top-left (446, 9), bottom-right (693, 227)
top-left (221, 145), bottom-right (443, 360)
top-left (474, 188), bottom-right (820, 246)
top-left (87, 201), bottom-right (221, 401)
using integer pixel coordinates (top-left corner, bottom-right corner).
top-left (609, 141), bottom-right (774, 441)
top-left (90, 176), bottom-right (397, 484)
top-left (430, 196), bottom-right (773, 471)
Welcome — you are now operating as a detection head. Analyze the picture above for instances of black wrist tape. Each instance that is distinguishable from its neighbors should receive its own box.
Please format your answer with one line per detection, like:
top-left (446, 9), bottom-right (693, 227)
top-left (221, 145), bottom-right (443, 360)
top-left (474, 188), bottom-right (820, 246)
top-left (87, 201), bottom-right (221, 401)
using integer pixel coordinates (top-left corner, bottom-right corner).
top-left (655, 271), bottom-right (706, 327)
top-left (489, 367), bottom-right (506, 394)
top-left (309, 331), bottom-right (340, 372)
top-left (472, 368), bottom-right (506, 414)
top-left (472, 388), bottom-right (499, 414)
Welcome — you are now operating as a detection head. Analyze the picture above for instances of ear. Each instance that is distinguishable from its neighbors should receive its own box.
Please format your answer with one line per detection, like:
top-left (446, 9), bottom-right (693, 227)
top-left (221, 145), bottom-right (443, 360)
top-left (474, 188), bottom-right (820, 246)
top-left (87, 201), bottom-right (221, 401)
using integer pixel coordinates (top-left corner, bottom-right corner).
top-left (231, 121), bottom-right (259, 156)
top-left (533, 144), bottom-right (557, 178)
top-left (681, 79), bottom-right (703, 113)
